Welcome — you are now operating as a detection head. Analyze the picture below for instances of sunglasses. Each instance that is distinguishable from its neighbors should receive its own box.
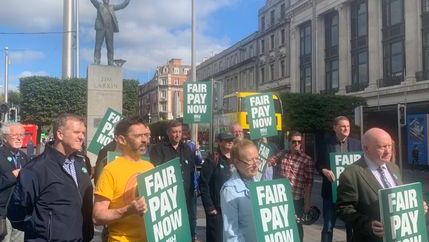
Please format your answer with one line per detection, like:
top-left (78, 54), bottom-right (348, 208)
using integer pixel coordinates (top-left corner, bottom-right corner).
top-left (291, 140), bottom-right (302, 144)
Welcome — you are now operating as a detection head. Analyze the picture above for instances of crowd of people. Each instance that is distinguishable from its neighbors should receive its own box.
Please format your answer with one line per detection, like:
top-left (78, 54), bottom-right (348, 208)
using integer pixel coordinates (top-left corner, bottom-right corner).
top-left (0, 113), bottom-right (427, 242)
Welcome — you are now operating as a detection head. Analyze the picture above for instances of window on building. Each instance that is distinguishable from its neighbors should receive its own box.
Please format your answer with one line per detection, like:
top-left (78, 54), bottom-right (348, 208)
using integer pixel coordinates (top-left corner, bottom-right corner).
top-left (174, 79), bottom-right (179, 85)
top-left (382, 0), bottom-right (404, 86)
top-left (422, 0), bottom-right (429, 80)
top-left (424, 32), bottom-right (429, 79)
top-left (300, 22), bottom-right (312, 93)
top-left (270, 63), bottom-right (275, 81)
top-left (280, 59), bottom-right (286, 77)
top-left (424, 0), bottom-right (429, 12)
top-left (281, 3), bottom-right (286, 19)
top-left (261, 16), bottom-right (265, 31)
top-left (160, 78), bottom-right (167, 85)
top-left (325, 12), bottom-right (339, 93)
top-left (350, 0), bottom-right (368, 91)
top-left (261, 39), bottom-right (265, 54)
top-left (270, 34), bottom-right (275, 50)
top-left (270, 10), bottom-right (275, 26)
top-left (160, 103), bottom-right (167, 112)
top-left (160, 90), bottom-right (167, 99)
top-left (184, 68), bottom-right (189, 75)
top-left (281, 29), bottom-right (285, 45)
top-left (325, 60), bottom-right (339, 90)
top-left (261, 67), bottom-right (265, 83)
top-left (173, 67), bottom-right (179, 74)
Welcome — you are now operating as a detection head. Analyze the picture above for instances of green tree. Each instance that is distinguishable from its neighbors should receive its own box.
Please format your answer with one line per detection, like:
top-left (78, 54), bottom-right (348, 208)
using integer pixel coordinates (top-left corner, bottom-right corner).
top-left (279, 92), bottom-right (366, 133)
top-left (123, 79), bottom-right (139, 116)
top-left (20, 76), bottom-right (139, 125)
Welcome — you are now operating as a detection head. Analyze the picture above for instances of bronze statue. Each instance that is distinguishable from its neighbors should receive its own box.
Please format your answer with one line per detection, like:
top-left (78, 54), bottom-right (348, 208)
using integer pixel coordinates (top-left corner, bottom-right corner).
top-left (90, 0), bottom-right (130, 65)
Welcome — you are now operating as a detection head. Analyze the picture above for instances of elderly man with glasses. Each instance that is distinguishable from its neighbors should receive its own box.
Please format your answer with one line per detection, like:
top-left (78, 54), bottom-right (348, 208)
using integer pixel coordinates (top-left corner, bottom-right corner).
top-left (268, 131), bottom-right (314, 242)
top-left (0, 122), bottom-right (29, 241)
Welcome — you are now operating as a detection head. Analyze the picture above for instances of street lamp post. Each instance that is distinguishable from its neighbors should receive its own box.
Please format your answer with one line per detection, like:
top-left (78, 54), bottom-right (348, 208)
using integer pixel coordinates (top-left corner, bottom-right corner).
top-left (4, 47), bottom-right (9, 122)
top-left (191, 0), bottom-right (198, 144)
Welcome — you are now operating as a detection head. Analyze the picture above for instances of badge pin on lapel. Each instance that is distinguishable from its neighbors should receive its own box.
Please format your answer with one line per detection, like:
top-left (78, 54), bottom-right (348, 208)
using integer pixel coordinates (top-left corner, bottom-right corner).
top-left (7, 157), bottom-right (12, 162)
top-left (81, 167), bottom-right (88, 174)
top-left (185, 160), bottom-right (189, 164)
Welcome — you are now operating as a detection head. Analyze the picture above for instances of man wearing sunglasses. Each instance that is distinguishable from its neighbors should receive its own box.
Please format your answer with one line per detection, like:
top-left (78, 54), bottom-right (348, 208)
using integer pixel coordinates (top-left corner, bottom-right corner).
top-left (317, 116), bottom-right (361, 242)
top-left (268, 131), bottom-right (314, 241)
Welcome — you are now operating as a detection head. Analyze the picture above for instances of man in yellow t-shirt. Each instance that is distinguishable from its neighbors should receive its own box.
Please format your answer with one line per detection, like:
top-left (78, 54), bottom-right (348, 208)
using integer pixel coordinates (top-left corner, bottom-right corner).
top-left (93, 116), bottom-right (154, 242)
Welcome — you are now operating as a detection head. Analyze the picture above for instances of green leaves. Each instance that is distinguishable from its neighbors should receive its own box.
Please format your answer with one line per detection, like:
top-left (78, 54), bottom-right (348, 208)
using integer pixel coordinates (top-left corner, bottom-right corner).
top-left (19, 76), bottom-right (139, 126)
top-left (278, 92), bottom-right (366, 133)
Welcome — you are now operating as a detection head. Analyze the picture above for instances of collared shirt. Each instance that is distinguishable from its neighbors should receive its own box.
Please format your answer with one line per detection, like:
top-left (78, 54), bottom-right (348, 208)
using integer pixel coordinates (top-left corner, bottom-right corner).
top-left (335, 138), bottom-right (348, 153)
top-left (10, 151), bottom-right (21, 169)
top-left (63, 157), bottom-right (78, 187)
top-left (364, 154), bottom-right (397, 189)
top-left (270, 150), bottom-right (314, 200)
top-left (220, 170), bottom-right (257, 242)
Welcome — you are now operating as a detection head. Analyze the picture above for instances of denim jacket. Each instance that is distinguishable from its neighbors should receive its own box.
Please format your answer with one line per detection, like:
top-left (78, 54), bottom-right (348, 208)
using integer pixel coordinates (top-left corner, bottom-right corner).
top-left (220, 170), bottom-right (257, 242)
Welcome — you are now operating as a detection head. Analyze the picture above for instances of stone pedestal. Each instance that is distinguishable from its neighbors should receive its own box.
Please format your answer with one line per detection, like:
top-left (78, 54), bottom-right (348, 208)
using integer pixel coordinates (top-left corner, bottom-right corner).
top-left (86, 64), bottom-right (123, 165)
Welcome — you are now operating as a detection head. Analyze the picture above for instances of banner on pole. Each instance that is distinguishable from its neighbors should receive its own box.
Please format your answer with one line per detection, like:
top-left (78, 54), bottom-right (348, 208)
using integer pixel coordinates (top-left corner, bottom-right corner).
top-left (329, 152), bottom-right (362, 201)
top-left (87, 108), bottom-right (122, 155)
top-left (245, 93), bottom-right (277, 140)
top-left (137, 158), bottom-right (191, 242)
top-left (183, 81), bottom-right (212, 123)
top-left (249, 179), bottom-right (301, 242)
top-left (378, 182), bottom-right (428, 242)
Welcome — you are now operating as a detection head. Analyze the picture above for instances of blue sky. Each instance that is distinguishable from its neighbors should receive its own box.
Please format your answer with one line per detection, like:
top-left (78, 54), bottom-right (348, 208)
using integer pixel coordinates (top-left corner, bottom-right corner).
top-left (0, 0), bottom-right (263, 90)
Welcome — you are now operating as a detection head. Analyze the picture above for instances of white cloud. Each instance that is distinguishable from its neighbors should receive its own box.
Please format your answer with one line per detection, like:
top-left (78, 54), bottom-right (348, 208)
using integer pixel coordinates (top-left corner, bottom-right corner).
top-left (9, 50), bottom-right (45, 64)
top-left (0, 0), bottom-right (241, 77)
top-left (17, 71), bottom-right (49, 78)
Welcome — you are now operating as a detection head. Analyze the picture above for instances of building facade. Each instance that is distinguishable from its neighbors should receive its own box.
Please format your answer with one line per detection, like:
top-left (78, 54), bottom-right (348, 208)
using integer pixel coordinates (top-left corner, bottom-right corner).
top-left (196, 0), bottom-right (429, 165)
top-left (138, 59), bottom-right (190, 122)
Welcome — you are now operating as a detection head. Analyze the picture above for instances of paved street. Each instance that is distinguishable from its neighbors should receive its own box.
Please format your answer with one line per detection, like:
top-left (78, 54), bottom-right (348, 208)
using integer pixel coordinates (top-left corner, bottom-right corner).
top-left (92, 168), bottom-right (429, 242)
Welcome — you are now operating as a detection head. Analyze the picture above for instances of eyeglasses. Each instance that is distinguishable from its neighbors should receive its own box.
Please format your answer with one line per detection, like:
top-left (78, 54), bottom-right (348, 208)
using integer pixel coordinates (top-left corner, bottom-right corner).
top-left (8, 134), bottom-right (25, 138)
top-left (238, 158), bottom-right (262, 166)
top-left (291, 140), bottom-right (302, 144)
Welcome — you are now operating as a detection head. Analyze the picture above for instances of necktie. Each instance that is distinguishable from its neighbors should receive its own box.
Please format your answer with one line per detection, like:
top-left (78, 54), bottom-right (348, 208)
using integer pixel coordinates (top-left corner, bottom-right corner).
top-left (377, 166), bottom-right (392, 188)
top-left (12, 153), bottom-right (20, 169)
top-left (63, 158), bottom-right (78, 187)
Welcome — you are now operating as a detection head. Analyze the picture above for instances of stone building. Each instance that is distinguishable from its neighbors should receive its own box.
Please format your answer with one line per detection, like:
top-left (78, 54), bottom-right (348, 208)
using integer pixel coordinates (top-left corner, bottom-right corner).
top-left (138, 59), bottom-right (191, 122)
top-left (196, 0), bottom-right (429, 165)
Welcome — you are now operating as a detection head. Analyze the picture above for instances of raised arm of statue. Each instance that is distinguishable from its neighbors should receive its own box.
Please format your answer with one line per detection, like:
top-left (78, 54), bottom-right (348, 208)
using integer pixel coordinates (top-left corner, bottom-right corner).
top-left (113, 0), bottom-right (130, 11)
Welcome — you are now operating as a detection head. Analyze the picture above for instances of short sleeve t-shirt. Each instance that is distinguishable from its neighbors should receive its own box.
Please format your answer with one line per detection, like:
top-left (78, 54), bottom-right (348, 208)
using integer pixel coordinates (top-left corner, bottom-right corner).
top-left (95, 157), bottom-right (154, 242)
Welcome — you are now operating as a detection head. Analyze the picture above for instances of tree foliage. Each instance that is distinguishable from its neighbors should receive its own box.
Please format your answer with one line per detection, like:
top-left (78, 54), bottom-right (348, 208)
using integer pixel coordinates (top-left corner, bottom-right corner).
top-left (278, 92), bottom-right (366, 133)
top-left (19, 76), bottom-right (139, 126)
top-left (123, 79), bottom-right (139, 116)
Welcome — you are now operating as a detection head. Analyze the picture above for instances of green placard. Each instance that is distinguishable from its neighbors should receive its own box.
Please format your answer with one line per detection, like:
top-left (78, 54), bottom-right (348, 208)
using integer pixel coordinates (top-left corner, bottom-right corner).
top-left (245, 93), bottom-right (277, 140)
top-left (378, 182), bottom-right (428, 242)
top-left (329, 152), bottom-right (362, 202)
top-left (87, 108), bottom-right (123, 155)
top-left (137, 158), bottom-right (191, 242)
top-left (249, 179), bottom-right (301, 242)
top-left (183, 81), bottom-right (212, 123)
top-left (256, 142), bottom-right (274, 182)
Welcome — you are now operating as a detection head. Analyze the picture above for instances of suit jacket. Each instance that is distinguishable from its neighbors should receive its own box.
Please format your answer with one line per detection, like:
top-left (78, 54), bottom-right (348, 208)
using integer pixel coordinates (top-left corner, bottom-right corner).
top-left (316, 134), bottom-right (362, 200)
top-left (336, 158), bottom-right (402, 242)
top-left (90, 0), bottom-right (130, 32)
top-left (0, 145), bottom-right (29, 216)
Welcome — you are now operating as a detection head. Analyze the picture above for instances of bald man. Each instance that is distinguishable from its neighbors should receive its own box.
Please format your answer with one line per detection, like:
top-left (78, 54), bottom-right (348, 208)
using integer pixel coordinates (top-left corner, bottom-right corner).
top-left (229, 122), bottom-right (244, 139)
top-left (336, 128), bottom-right (428, 242)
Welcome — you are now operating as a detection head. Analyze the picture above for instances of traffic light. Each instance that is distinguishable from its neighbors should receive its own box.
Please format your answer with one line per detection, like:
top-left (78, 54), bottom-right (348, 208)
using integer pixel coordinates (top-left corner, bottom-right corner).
top-left (398, 104), bottom-right (406, 127)
top-left (9, 108), bottom-right (17, 122)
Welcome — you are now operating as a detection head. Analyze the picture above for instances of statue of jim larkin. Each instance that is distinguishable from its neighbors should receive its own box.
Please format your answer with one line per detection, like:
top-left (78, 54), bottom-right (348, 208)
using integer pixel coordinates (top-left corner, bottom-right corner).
top-left (90, 0), bottom-right (130, 65)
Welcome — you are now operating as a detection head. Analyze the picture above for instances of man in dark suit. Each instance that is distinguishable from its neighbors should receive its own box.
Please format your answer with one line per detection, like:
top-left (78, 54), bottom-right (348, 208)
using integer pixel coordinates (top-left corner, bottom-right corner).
top-left (90, 0), bottom-right (130, 65)
top-left (317, 116), bottom-right (361, 242)
top-left (336, 128), bottom-right (428, 241)
top-left (0, 123), bottom-right (29, 241)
